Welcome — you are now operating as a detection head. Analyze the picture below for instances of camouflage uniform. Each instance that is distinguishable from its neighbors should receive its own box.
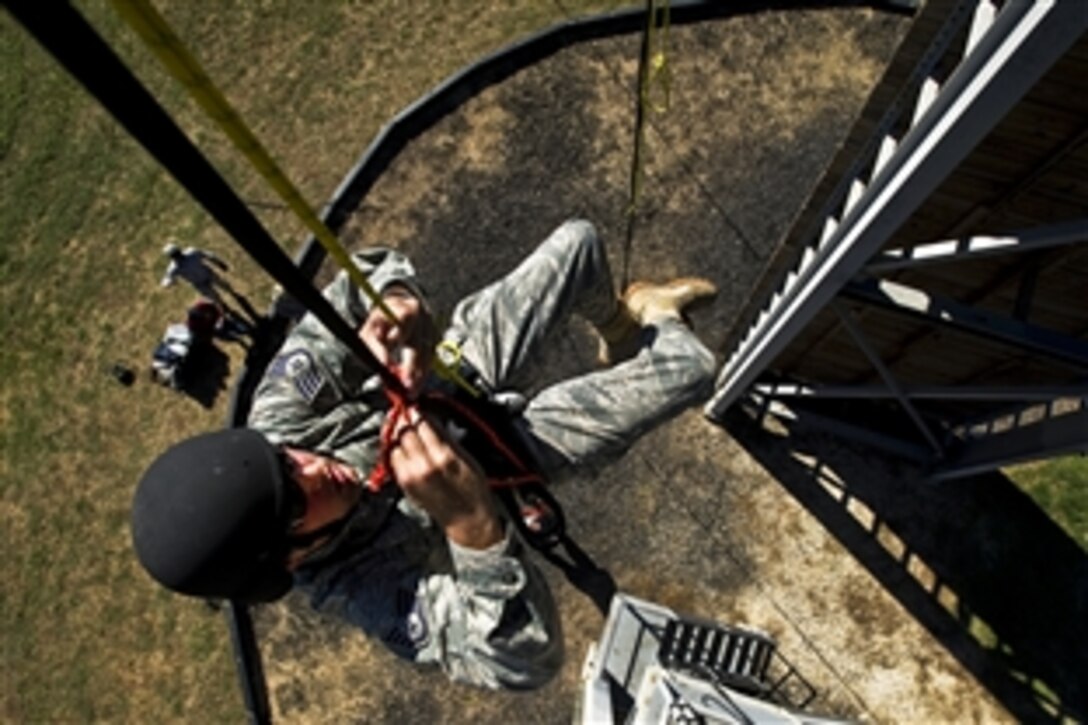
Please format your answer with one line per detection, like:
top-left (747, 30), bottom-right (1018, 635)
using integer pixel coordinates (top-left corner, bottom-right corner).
top-left (247, 219), bottom-right (716, 689)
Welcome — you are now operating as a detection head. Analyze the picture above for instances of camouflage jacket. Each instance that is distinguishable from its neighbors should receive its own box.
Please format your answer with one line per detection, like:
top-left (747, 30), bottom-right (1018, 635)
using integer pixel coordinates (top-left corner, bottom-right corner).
top-left (247, 249), bottom-right (563, 690)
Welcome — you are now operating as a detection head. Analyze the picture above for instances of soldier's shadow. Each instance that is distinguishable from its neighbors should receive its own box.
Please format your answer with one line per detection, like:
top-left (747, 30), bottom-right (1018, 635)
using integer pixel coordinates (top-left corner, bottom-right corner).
top-left (177, 341), bottom-right (230, 409)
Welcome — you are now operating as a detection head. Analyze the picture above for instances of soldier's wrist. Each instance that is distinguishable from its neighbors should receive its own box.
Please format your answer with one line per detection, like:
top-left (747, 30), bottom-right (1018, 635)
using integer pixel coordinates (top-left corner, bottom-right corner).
top-left (446, 509), bottom-right (504, 550)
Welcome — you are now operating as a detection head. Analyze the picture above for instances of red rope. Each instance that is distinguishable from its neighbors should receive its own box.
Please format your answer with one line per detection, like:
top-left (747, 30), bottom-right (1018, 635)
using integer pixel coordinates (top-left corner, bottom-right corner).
top-left (365, 381), bottom-right (408, 492)
top-left (365, 370), bottom-right (543, 493)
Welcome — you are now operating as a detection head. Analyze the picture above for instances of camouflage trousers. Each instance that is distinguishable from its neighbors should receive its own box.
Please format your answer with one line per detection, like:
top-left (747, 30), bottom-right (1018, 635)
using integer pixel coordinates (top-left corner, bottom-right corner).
top-left (443, 219), bottom-right (717, 481)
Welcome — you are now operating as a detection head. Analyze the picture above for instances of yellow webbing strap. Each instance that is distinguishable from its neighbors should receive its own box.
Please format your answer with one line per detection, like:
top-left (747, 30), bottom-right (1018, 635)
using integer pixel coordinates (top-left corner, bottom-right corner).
top-left (111, 0), bottom-right (477, 395)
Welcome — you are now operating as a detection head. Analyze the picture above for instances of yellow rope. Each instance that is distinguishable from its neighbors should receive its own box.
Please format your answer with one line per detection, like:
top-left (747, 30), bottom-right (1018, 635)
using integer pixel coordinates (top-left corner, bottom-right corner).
top-left (631, 0), bottom-right (671, 214)
top-left (111, 0), bottom-right (477, 395)
top-left (645, 0), bottom-right (671, 115)
top-left (623, 0), bottom-right (671, 287)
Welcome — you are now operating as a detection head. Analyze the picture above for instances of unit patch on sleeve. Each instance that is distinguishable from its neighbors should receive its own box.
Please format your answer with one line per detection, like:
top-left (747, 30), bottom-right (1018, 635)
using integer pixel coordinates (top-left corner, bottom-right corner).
top-left (381, 587), bottom-right (430, 657)
top-left (269, 350), bottom-right (326, 403)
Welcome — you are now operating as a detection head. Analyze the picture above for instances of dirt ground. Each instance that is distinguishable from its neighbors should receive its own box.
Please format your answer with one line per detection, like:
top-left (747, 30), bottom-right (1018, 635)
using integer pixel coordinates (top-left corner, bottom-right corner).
top-left (246, 7), bottom-right (1084, 723)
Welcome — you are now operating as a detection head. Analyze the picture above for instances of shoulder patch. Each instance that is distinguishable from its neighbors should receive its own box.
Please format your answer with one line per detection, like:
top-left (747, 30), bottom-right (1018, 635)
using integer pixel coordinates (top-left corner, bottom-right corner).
top-left (385, 588), bottom-right (429, 654)
top-left (269, 350), bottom-right (326, 403)
top-left (406, 596), bottom-right (430, 648)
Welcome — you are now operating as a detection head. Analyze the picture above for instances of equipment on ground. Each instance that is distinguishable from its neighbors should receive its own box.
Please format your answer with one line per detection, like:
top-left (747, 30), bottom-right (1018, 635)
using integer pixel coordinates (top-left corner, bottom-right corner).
top-left (579, 594), bottom-right (847, 724)
top-left (150, 300), bottom-right (246, 389)
top-left (150, 322), bottom-right (197, 389)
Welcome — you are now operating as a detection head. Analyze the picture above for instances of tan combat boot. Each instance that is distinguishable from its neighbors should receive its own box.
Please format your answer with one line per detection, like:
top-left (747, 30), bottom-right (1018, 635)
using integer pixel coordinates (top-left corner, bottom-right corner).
top-left (596, 277), bottom-right (717, 365)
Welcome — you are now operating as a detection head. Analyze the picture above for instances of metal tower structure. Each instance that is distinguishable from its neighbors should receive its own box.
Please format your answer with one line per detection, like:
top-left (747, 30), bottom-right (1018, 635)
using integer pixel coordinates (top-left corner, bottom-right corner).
top-left (707, 0), bottom-right (1088, 480)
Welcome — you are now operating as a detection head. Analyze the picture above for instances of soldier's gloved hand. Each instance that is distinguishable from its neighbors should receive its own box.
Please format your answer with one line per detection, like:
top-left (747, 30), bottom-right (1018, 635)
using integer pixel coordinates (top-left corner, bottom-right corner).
top-left (388, 408), bottom-right (504, 550)
top-left (359, 284), bottom-right (436, 398)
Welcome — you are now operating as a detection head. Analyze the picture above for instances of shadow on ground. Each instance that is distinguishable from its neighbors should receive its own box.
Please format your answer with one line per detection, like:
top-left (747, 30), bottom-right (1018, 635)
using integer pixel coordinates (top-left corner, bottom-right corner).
top-left (176, 342), bottom-right (230, 409)
top-left (723, 401), bottom-right (1088, 723)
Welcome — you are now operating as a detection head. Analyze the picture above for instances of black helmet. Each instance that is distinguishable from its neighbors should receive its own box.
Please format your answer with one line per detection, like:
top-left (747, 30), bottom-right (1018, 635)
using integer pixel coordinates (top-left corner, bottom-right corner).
top-left (131, 428), bottom-right (296, 603)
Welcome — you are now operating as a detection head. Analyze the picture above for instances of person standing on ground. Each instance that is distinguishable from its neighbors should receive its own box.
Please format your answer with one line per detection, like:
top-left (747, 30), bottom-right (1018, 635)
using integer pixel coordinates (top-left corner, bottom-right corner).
top-left (160, 242), bottom-right (261, 326)
top-left (161, 243), bottom-right (232, 304)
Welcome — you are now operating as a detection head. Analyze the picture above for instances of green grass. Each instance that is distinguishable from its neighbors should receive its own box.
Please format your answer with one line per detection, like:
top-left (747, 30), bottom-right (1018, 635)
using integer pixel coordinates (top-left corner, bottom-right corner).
top-left (1, 1), bottom-right (622, 720)
top-left (1005, 455), bottom-right (1088, 551)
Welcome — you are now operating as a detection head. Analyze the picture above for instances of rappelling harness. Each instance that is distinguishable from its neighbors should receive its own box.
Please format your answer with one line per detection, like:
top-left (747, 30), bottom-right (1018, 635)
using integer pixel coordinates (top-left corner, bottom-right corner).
top-left (368, 374), bottom-right (562, 540)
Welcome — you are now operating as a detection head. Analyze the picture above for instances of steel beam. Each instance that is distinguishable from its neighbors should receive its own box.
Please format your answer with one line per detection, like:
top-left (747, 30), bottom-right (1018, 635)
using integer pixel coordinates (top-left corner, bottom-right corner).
top-left (833, 302), bottom-right (944, 454)
top-left (932, 407), bottom-right (1088, 480)
top-left (843, 277), bottom-right (1088, 371)
top-left (743, 393), bottom-right (934, 462)
top-left (706, 1), bottom-right (1087, 419)
top-left (866, 218), bottom-right (1088, 274)
top-left (754, 382), bottom-right (1088, 401)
